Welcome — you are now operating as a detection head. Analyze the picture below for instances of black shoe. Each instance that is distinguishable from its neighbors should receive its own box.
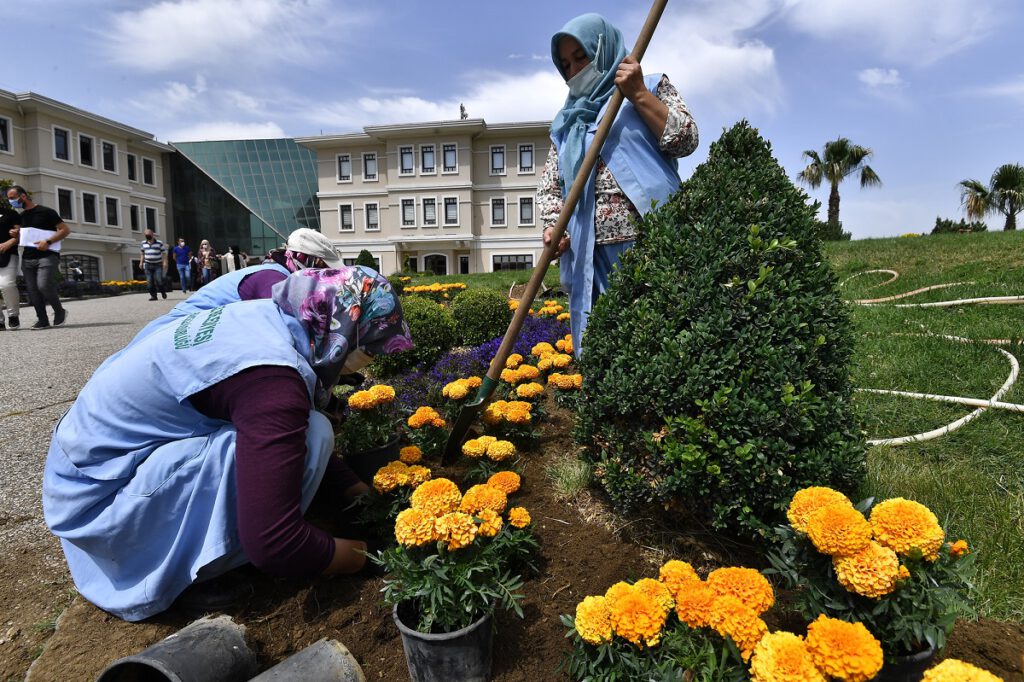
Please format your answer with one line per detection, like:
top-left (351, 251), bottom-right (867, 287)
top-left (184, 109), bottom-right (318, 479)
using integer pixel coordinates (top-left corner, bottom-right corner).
top-left (53, 309), bottom-right (67, 327)
top-left (30, 320), bottom-right (50, 330)
top-left (149, 296), bottom-right (158, 301)
top-left (7, 315), bottom-right (18, 329)
top-left (161, 292), bottom-right (168, 299)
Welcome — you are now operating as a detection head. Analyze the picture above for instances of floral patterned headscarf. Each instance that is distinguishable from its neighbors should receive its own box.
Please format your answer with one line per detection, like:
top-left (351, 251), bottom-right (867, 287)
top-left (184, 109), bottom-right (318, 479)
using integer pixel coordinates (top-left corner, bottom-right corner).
top-left (272, 267), bottom-right (413, 404)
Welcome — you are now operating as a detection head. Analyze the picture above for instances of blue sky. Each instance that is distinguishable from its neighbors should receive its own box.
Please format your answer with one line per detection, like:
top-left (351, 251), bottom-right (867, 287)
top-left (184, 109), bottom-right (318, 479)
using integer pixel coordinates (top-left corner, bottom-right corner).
top-left (6, 0), bottom-right (1023, 238)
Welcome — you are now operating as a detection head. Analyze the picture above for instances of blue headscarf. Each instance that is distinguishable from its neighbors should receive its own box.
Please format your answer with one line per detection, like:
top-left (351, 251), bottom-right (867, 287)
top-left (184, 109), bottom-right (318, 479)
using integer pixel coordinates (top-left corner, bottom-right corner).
top-left (549, 13), bottom-right (628, 186)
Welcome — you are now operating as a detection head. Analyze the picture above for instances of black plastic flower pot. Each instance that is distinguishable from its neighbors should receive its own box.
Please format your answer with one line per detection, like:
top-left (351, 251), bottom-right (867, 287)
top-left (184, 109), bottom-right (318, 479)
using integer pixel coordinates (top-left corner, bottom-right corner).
top-left (392, 603), bottom-right (493, 682)
top-left (875, 645), bottom-right (939, 682)
top-left (95, 615), bottom-right (257, 682)
top-left (344, 434), bottom-right (401, 485)
top-left (248, 639), bottom-right (365, 681)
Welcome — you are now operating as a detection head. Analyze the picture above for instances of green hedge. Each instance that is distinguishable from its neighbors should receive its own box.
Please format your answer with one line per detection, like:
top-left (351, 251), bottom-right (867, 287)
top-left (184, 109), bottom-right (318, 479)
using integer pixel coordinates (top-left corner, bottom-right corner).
top-left (449, 288), bottom-right (513, 347)
top-left (373, 295), bottom-right (458, 377)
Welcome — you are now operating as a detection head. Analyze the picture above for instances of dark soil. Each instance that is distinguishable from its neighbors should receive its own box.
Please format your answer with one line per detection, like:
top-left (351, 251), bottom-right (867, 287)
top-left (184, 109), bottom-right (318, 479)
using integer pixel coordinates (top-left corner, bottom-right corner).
top-left (23, 403), bottom-right (1024, 681)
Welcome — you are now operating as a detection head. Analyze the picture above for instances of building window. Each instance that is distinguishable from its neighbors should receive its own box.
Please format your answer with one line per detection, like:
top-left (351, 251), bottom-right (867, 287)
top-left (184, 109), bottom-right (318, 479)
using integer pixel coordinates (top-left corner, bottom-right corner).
top-left (79, 134), bottom-right (94, 167)
top-left (61, 254), bottom-right (100, 282)
top-left (127, 153), bottom-right (137, 182)
top-left (339, 203), bottom-right (354, 232)
top-left (459, 255), bottom-right (469, 274)
top-left (363, 152), bottom-right (378, 181)
top-left (401, 198), bottom-right (416, 227)
top-left (442, 143), bottom-right (457, 173)
top-left (130, 204), bottom-right (140, 231)
top-left (491, 197), bottom-right (506, 226)
top-left (518, 144), bottom-right (534, 173)
top-left (404, 256), bottom-right (418, 273)
top-left (519, 197), bottom-right (534, 225)
top-left (399, 146), bottom-right (415, 175)
top-left (105, 196), bottom-right (120, 227)
top-left (365, 202), bottom-right (379, 231)
top-left (145, 206), bottom-right (157, 231)
top-left (56, 188), bottom-right (74, 222)
top-left (54, 127), bottom-right (70, 161)
top-left (82, 192), bottom-right (98, 224)
top-left (493, 254), bottom-right (534, 271)
top-left (0, 116), bottom-right (10, 152)
top-left (443, 197), bottom-right (459, 226)
top-left (102, 141), bottom-right (117, 173)
top-left (422, 198), bottom-right (437, 226)
top-left (420, 144), bottom-right (435, 174)
top-left (142, 158), bottom-right (155, 186)
top-left (337, 154), bottom-right (352, 182)
top-left (424, 254), bottom-right (447, 275)
top-left (490, 145), bottom-right (506, 175)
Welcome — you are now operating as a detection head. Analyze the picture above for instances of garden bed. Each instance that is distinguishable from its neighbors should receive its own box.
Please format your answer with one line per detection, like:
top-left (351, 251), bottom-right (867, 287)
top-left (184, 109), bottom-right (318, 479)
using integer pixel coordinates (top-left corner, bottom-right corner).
top-left (26, 400), bottom-right (1024, 681)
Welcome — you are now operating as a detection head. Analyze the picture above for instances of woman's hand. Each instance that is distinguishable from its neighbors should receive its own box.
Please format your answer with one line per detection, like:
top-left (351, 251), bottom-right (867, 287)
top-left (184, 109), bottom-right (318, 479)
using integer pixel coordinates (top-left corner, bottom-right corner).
top-left (544, 226), bottom-right (571, 257)
top-left (615, 56), bottom-right (647, 103)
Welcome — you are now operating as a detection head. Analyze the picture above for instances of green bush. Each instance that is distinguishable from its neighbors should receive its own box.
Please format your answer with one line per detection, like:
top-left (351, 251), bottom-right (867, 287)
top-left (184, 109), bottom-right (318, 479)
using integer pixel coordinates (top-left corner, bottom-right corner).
top-left (931, 216), bottom-right (987, 234)
top-left (355, 249), bottom-right (378, 269)
top-left (373, 295), bottom-right (458, 377)
top-left (449, 287), bottom-right (513, 346)
top-left (387, 273), bottom-right (407, 295)
top-left (575, 120), bottom-right (865, 539)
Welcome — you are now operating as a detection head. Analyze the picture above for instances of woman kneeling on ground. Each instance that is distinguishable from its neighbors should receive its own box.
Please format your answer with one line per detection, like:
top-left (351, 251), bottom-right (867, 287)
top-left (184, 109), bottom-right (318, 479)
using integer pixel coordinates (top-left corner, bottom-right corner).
top-left (42, 267), bottom-right (413, 621)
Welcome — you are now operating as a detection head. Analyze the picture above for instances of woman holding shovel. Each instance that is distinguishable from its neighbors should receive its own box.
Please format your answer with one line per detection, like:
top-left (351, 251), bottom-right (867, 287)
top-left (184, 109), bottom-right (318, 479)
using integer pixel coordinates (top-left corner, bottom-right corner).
top-left (539, 12), bottom-right (698, 355)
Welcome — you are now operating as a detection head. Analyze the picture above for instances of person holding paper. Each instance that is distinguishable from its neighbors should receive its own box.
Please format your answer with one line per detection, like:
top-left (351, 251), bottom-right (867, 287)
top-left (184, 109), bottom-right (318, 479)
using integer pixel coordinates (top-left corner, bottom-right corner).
top-left (6, 185), bottom-right (70, 329)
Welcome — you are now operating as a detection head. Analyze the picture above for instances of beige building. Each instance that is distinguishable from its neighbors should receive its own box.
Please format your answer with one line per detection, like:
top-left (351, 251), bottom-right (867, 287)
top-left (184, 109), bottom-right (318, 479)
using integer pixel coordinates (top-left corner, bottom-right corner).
top-left (297, 119), bottom-right (551, 275)
top-left (0, 90), bottom-right (173, 281)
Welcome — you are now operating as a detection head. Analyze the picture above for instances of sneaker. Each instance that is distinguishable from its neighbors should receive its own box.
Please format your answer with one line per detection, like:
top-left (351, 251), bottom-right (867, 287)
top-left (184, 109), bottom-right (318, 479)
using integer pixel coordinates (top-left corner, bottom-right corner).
top-left (53, 309), bottom-right (68, 327)
top-left (149, 296), bottom-right (158, 301)
top-left (7, 315), bottom-right (18, 329)
top-left (30, 320), bottom-right (50, 330)
top-left (161, 291), bottom-right (168, 299)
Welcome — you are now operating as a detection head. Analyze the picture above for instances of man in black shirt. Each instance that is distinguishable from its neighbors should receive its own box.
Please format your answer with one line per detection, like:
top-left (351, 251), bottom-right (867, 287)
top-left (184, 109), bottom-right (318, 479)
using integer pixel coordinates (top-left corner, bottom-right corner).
top-left (6, 185), bottom-right (70, 330)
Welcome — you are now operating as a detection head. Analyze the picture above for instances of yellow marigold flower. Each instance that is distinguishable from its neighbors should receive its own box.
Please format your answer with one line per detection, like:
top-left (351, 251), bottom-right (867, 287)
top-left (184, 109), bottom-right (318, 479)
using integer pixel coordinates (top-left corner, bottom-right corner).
top-left (394, 508), bottom-right (437, 547)
top-left (604, 581), bottom-right (635, 608)
top-left (408, 406), bottom-right (443, 430)
top-left (475, 508), bottom-right (503, 538)
top-left (465, 376), bottom-right (482, 389)
top-left (373, 468), bottom-right (404, 494)
top-left (410, 478), bottom-right (462, 517)
top-left (531, 342), bottom-right (555, 357)
top-left (552, 353), bottom-right (572, 368)
top-left (659, 560), bottom-right (700, 601)
top-left (574, 595), bottom-right (612, 645)
top-left (804, 615), bottom-right (883, 682)
top-left (368, 384), bottom-right (396, 403)
top-left (674, 580), bottom-right (716, 629)
top-left (505, 353), bottom-right (523, 369)
top-left (508, 299), bottom-right (519, 310)
top-left (399, 445), bottom-right (423, 464)
top-left (347, 389), bottom-right (378, 410)
top-left (435, 511), bottom-right (478, 550)
top-left (922, 660), bottom-right (1004, 682)
top-left (462, 438), bottom-right (486, 458)
top-left (504, 408), bottom-right (532, 425)
top-left (517, 365), bottom-right (540, 380)
top-left (950, 539), bottom-right (969, 557)
top-left (557, 312), bottom-right (570, 322)
top-left (750, 632), bottom-right (825, 682)
top-left (460, 484), bottom-right (508, 515)
top-left (478, 435), bottom-right (497, 447)
top-left (537, 357), bottom-right (554, 372)
top-left (898, 564), bottom-right (911, 581)
top-left (516, 382), bottom-right (544, 399)
top-left (787, 487), bottom-right (853, 533)
top-left (544, 299), bottom-right (558, 306)
top-left (706, 567), bottom-right (775, 615)
top-left (442, 380), bottom-right (470, 400)
top-left (805, 503), bottom-right (872, 557)
top-left (633, 578), bottom-right (674, 616)
top-left (870, 498), bottom-right (945, 561)
top-left (608, 589), bottom-right (666, 647)
top-left (708, 595), bottom-right (769, 662)
top-left (486, 439), bottom-right (517, 462)
top-left (833, 540), bottom-right (900, 599)
top-left (431, 417), bottom-right (446, 428)
top-left (499, 368), bottom-right (518, 384)
top-left (406, 465), bottom-right (432, 487)
top-left (508, 506), bottom-right (531, 528)
top-left (482, 405), bottom-right (504, 425)
top-left (487, 470), bottom-right (521, 494)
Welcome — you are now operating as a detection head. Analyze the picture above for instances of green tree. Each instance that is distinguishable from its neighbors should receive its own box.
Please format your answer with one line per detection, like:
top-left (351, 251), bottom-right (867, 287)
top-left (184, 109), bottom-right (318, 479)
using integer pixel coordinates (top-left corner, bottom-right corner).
top-left (355, 249), bottom-right (378, 269)
top-left (797, 138), bottom-right (881, 239)
top-left (0, 178), bottom-right (11, 211)
top-left (959, 163), bottom-right (1024, 231)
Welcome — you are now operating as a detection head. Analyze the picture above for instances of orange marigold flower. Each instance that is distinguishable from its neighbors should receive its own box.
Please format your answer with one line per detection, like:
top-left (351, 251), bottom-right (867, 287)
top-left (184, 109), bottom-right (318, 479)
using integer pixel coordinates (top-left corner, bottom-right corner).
top-left (708, 595), bottom-right (769, 662)
top-left (557, 312), bottom-right (570, 322)
top-left (368, 384), bottom-right (395, 403)
top-left (922, 659), bottom-right (1004, 682)
top-left (504, 408), bottom-right (532, 425)
top-left (435, 511), bottom-right (478, 550)
top-left (347, 389), bottom-right (378, 410)
top-left (505, 353), bottom-right (523, 369)
top-left (531, 342), bottom-right (555, 357)
top-left (833, 541), bottom-right (901, 599)
top-left (442, 380), bottom-right (470, 400)
top-left (659, 560), bottom-right (700, 601)
top-left (475, 508), bottom-right (503, 538)
top-left (805, 503), bottom-right (872, 557)
top-left (486, 470), bottom-right (521, 494)
top-left (604, 581), bottom-right (635, 608)
top-left (633, 578), bottom-right (674, 616)
top-left (517, 365), bottom-right (540, 380)
top-left (870, 498), bottom-right (945, 561)
top-left (537, 357), bottom-right (554, 372)
top-left (750, 632), bottom-right (825, 682)
top-left (431, 417), bottom-right (446, 428)
top-left (410, 478), bottom-right (462, 517)
top-left (394, 507), bottom-right (437, 547)
top-left (706, 567), bottom-right (775, 615)
top-left (516, 382), bottom-right (545, 399)
top-left (406, 465), bottom-right (431, 487)
top-left (574, 595), bottom-right (613, 645)
top-left (508, 506), bottom-right (531, 528)
top-left (465, 376), bottom-right (482, 389)
top-left (481, 405), bottom-right (504, 425)
top-left (459, 484), bottom-right (508, 515)
top-left (486, 439), bottom-right (517, 462)
top-left (462, 438), bottom-right (487, 458)
top-left (399, 445), bottom-right (423, 464)
top-left (674, 580), bottom-right (716, 629)
top-left (950, 540), bottom-right (970, 558)
top-left (787, 487), bottom-right (853, 533)
top-left (477, 435), bottom-right (497, 447)
top-left (552, 353), bottom-right (572, 368)
top-left (500, 368), bottom-right (518, 384)
top-left (373, 466), bottom-right (405, 494)
top-left (804, 615), bottom-right (884, 682)
top-left (608, 589), bottom-right (667, 647)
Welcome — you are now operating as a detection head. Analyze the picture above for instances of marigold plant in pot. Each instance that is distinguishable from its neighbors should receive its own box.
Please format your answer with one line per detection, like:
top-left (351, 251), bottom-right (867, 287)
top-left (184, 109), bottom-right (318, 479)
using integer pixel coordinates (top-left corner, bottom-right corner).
top-left (336, 384), bottom-right (401, 483)
top-left (354, 455), bottom-right (432, 532)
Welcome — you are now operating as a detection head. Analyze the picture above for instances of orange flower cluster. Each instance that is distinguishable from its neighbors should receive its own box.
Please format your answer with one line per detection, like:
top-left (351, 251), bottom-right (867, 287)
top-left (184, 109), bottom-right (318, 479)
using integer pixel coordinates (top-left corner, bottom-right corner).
top-left (870, 498), bottom-right (945, 561)
top-left (401, 478), bottom-right (532, 551)
top-left (706, 567), bottom-right (775, 615)
top-left (407, 406), bottom-right (446, 429)
top-left (515, 382), bottom-right (545, 400)
top-left (500, 364), bottom-right (541, 385)
top-left (348, 384), bottom-right (397, 410)
top-left (709, 595), bottom-right (770, 662)
top-left (399, 445), bottom-right (423, 464)
top-left (557, 312), bottom-right (570, 322)
top-left (949, 540), bottom-right (969, 557)
top-left (804, 615), bottom-right (884, 682)
top-left (461, 436), bottom-right (516, 462)
top-left (486, 470), bottom-right (521, 494)
top-left (505, 353), bottom-right (523, 369)
top-left (750, 632), bottom-right (825, 682)
top-left (459, 483), bottom-right (508, 515)
top-left (548, 373), bottom-right (583, 390)
top-left (372, 460), bottom-right (432, 493)
top-left (786, 487), bottom-right (854, 533)
top-left (404, 282), bottom-right (466, 294)
top-left (922, 659), bottom-right (1004, 681)
top-left (442, 376), bottom-right (482, 401)
top-left (536, 300), bottom-right (565, 316)
top-left (530, 342), bottom-right (555, 357)
top-left (555, 334), bottom-right (573, 354)
top-left (507, 506), bottom-right (531, 528)
top-left (481, 400), bottom-right (533, 426)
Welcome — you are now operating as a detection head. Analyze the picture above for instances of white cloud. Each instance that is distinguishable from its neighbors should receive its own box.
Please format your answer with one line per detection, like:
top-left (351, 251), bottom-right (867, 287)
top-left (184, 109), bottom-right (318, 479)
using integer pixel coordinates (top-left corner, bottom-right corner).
top-left (167, 121), bottom-right (286, 142)
top-left (858, 68), bottom-right (904, 89)
top-left (971, 76), bottom-right (1024, 106)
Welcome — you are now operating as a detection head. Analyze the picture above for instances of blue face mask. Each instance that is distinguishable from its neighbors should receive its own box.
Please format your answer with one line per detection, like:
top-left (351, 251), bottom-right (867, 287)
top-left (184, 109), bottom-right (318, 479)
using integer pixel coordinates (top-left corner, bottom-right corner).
top-left (8, 198), bottom-right (23, 210)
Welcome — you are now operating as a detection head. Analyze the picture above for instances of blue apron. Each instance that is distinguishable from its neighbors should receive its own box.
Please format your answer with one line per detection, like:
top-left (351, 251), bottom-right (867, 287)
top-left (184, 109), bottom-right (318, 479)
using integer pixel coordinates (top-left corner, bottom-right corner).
top-left (554, 74), bottom-right (681, 356)
top-left (43, 299), bottom-right (329, 621)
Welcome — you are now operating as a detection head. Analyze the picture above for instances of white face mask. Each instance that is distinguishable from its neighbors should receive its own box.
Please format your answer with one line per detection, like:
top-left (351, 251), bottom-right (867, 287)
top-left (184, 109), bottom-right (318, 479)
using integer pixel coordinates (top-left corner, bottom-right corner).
top-left (566, 33), bottom-right (604, 99)
top-left (341, 348), bottom-right (373, 374)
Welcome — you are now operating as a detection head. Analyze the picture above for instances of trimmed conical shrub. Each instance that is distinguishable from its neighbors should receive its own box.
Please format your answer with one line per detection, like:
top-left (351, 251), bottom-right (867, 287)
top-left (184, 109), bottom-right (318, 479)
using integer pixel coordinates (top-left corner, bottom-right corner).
top-left (575, 121), bottom-right (865, 538)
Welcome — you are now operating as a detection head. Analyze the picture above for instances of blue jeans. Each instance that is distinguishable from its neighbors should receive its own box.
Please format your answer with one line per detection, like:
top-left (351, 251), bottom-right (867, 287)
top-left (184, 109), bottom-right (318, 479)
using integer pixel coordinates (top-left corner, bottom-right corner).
top-left (22, 252), bottom-right (64, 323)
top-left (176, 264), bottom-right (191, 292)
top-left (143, 262), bottom-right (167, 299)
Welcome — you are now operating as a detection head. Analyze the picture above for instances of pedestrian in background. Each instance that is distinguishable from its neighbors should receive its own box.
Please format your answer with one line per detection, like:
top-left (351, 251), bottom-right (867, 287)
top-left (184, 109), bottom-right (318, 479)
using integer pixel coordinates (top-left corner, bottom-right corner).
top-left (172, 237), bottom-right (192, 293)
top-left (199, 239), bottom-right (216, 284)
top-left (0, 206), bottom-right (21, 330)
top-left (139, 229), bottom-right (168, 301)
top-left (6, 185), bottom-right (70, 329)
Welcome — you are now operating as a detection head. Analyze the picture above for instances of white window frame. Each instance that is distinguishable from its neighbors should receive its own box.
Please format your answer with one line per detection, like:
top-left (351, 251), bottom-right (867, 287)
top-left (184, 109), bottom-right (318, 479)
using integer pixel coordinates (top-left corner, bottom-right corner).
top-left (400, 198), bottom-right (416, 228)
top-left (144, 206), bottom-right (158, 232)
top-left (364, 201), bottom-right (380, 232)
top-left (104, 195), bottom-right (121, 228)
top-left (0, 115), bottom-right (12, 154)
top-left (421, 196), bottom-right (438, 228)
top-left (517, 143), bottom-right (535, 174)
top-left (142, 157), bottom-right (156, 187)
top-left (52, 126), bottom-right (72, 164)
top-left (100, 139), bottom-right (119, 175)
top-left (441, 142), bottom-right (458, 174)
top-left (443, 196), bottom-right (459, 227)
top-left (492, 253), bottom-right (534, 272)
top-left (490, 196), bottom-right (507, 227)
top-left (126, 153), bottom-right (138, 182)
top-left (336, 153), bottom-right (352, 183)
top-left (81, 191), bottom-right (100, 225)
top-left (419, 143), bottom-right (436, 175)
top-left (129, 203), bottom-right (141, 232)
top-left (54, 185), bottom-right (75, 223)
top-left (489, 144), bottom-right (506, 176)
top-left (362, 152), bottom-right (378, 182)
top-left (517, 195), bottom-right (535, 226)
top-left (78, 133), bottom-right (95, 167)
top-left (398, 145), bottom-right (415, 176)
top-left (338, 203), bottom-right (354, 232)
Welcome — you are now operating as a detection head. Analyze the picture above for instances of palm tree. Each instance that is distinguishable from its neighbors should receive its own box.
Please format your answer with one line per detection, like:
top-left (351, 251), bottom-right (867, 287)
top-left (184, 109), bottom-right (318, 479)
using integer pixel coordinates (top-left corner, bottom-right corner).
top-left (959, 163), bottom-right (1024, 231)
top-left (797, 138), bottom-right (882, 236)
